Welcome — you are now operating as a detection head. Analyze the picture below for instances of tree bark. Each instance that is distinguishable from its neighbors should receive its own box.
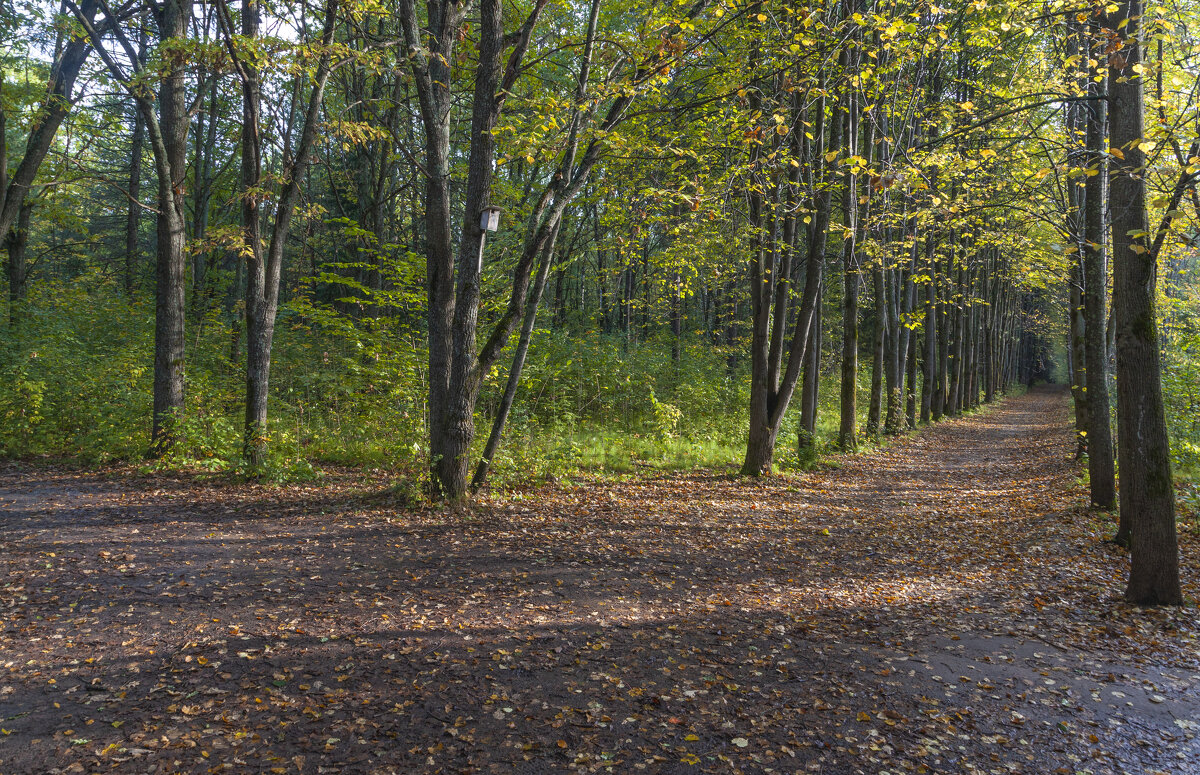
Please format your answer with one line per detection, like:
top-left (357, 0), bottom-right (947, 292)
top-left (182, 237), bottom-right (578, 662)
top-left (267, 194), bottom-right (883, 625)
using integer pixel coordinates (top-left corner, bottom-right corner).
top-left (5, 201), bottom-right (32, 323)
top-left (125, 90), bottom-right (146, 297)
top-left (920, 238), bottom-right (936, 424)
top-left (239, 0), bottom-right (267, 465)
top-left (799, 294), bottom-right (822, 449)
top-left (148, 0), bottom-right (194, 455)
top-left (238, 0), bottom-right (339, 467)
top-left (1108, 0), bottom-right (1180, 605)
top-left (0, 1), bottom-right (99, 242)
top-left (837, 56), bottom-right (860, 450)
top-left (471, 219), bottom-right (563, 491)
top-left (1083, 38), bottom-right (1117, 513)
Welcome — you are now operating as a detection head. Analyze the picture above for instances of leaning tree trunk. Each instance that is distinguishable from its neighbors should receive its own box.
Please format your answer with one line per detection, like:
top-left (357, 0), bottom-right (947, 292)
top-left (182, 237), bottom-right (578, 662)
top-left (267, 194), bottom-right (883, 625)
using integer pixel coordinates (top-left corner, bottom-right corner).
top-left (472, 218), bottom-right (562, 490)
top-left (0, 1), bottom-right (98, 242)
top-left (1108, 0), bottom-right (1180, 605)
top-left (799, 294), bottom-right (822, 449)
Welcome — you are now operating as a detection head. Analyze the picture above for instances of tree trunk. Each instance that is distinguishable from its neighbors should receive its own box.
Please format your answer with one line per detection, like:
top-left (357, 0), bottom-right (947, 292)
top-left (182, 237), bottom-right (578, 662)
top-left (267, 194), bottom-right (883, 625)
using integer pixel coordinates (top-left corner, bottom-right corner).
top-left (472, 219), bottom-right (562, 490)
top-left (0, 1), bottom-right (98, 242)
top-left (5, 200), bottom-right (32, 323)
top-left (191, 76), bottom-right (220, 312)
top-left (1083, 26), bottom-right (1117, 514)
top-left (1069, 264), bottom-right (1088, 456)
top-left (125, 98), bottom-right (146, 297)
top-left (148, 0), bottom-right (193, 455)
top-left (905, 307), bottom-right (918, 427)
top-left (124, 24), bottom-right (150, 299)
top-left (240, 0), bottom-right (267, 466)
top-left (837, 73), bottom-right (860, 450)
top-left (241, 0), bottom-right (339, 467)
top-left (404, 0), bottom-right (607, 498)
top-left (741, 64), bottom-right (838, 473)
top-left (920, 244), bottom-right (936, 423)
top-left (867, 263), bottom-right (886, 437)
top-left (799, 294), bottom-right (822, 449)
top-left (1065, 16), bottom-right (1089, 456)
top-left (933, 258), bottom-right (950, 419)
top-left (1108, 0), bottom-right (1180, 605)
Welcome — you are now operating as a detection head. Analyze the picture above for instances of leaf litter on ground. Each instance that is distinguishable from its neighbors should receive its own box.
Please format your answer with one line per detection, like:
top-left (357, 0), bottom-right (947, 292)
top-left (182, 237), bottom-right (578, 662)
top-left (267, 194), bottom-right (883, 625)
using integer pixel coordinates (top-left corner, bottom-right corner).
top-left (0, 387), bottom-right (1198, 774)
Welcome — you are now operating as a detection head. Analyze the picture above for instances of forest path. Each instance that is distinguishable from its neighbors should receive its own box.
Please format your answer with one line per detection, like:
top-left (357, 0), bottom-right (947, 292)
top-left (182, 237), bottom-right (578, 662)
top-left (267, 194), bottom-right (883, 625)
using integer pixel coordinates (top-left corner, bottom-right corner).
top-left (1, 387), bottom-right (1199, 773)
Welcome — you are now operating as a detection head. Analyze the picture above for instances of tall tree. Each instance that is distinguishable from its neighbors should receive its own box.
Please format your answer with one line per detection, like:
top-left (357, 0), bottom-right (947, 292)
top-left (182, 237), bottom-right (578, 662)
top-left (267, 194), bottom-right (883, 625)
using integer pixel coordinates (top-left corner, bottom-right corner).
top-left (1107, 0), bottom-right (1180, 605)
top-left (2, 1), bottom-right (101, 273)
top-left (215, 0), bottom-right (340, 466)
top-left (1082, 16), bottom-right (1117, 514)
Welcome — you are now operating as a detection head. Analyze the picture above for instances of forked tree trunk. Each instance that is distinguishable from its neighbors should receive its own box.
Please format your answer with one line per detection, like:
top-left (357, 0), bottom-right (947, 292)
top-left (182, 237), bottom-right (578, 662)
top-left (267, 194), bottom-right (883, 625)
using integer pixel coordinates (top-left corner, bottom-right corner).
top-left (238, 0), bottom-right (338, 467)
top-left (742, 65), bottom-right (840, 473)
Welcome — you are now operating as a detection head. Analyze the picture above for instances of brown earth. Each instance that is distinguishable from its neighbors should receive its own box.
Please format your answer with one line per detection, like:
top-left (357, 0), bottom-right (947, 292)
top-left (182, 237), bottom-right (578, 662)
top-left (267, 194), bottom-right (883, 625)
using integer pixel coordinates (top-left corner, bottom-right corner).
top-left (1, 386), bottom-right (1198, 774)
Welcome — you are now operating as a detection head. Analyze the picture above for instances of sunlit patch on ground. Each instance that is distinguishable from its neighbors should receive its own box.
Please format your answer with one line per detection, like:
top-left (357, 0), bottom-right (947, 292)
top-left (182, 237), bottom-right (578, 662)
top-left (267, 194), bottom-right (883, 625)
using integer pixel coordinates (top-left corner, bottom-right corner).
top-left (0, 387), bottom-right (1197, 773)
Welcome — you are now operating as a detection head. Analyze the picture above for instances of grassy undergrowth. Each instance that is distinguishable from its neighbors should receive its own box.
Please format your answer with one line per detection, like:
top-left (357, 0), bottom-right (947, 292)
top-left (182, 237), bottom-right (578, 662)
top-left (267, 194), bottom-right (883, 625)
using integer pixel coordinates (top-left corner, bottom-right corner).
top-left (0, 282), bottom-right (1055, 494)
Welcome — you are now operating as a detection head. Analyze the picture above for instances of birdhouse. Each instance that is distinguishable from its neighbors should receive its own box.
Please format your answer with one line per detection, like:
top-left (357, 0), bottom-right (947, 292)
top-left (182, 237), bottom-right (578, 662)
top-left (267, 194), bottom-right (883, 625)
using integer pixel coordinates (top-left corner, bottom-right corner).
top-left (481, 206), bottom-right (502, 233)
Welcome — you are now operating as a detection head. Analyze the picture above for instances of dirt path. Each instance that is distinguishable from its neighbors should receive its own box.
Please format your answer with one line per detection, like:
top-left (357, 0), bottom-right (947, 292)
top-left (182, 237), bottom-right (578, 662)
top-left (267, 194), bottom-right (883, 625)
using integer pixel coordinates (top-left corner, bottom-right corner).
top-left (1, 387), bottom-right (1198, 774)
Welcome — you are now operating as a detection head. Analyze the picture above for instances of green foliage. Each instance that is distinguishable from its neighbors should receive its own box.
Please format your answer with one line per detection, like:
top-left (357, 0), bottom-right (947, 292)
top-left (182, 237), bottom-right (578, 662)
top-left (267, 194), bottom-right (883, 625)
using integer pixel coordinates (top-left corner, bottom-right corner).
top-left (474, 329), bottom-right (750, 483)
top-left (0, 279), bottom-right (429, 477)
top-left (0, 280), bottom-right (153, 461)
top-left (1163, 295), bottom-right (1200, 481)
